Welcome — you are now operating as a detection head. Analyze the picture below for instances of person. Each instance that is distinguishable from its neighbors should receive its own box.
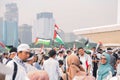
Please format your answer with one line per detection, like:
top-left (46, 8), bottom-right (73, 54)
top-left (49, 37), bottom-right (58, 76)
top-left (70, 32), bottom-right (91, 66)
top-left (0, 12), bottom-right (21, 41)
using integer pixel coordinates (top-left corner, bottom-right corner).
top-left (106, 47), bottom-right (116, 73)
top-left (96, 52), bottom-right (114, 80)
top-left (57, 50), bottom-right (64, 61)
top-left (25, 53), bottom-right (38, 73)
top-left (61, 54), bottom-right (95, 80)
top-left (92, 53), bottom-right (99, 78)
top-left (109, 59), bottom-right (120, 80)
top-left (2, 52), bottom-right (8, 64)
top-left (0, 62), bottom-right (12, 80)
top-left (27, 70), bottom-right (49, 80)
top-left (65, 50), bottom-right (72, 70)
top-left (39, 55), bottom-right (49, 70)
top-left (33, 54), bottom-right (41, 70)
top-left (6, 47), bottom-right (17, 64)
top-left (58, 60), bottom-right (64, 76)
top-left (77, 47), bottom-right (92, 75)
top-left (43, 49), bottom-right (61, 80)
top-left (5, 44), bottom-right (30, 80)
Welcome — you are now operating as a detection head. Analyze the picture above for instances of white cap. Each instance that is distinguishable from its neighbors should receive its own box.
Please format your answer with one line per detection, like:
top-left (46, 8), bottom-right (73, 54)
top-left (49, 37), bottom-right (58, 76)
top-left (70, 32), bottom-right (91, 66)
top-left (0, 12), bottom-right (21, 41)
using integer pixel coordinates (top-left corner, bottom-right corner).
top-left (17, 44), bottom-right (30, 52)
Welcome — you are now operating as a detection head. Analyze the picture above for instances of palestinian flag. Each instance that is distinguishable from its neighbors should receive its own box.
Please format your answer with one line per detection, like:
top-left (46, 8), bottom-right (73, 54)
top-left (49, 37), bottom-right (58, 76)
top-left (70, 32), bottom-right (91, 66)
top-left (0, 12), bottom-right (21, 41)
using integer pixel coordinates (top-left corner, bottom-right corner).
top-left (54, 30), bottom-right (64, 44)
top-left (0, 42), bottom-right (11, 51)
top-left (0, 42), bottom-right (5, 48)
top-left (86, 60), bottom-right (89, 72)
top-left (54, 24), bottom-right (59, 30)
top-left (84, 39), bottom-right (90, 49)
top-left (35, 38), bottom-right (50, 46)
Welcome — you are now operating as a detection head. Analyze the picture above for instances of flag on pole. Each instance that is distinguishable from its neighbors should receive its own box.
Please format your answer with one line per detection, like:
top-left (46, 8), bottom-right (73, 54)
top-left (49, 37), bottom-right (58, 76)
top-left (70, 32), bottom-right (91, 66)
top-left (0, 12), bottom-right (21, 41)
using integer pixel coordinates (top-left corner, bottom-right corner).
top-left (53, 24), bottom-right (64, 44)
top-left (35, 38), bottom-right (50, 46)
top-left (86, 60), bottom-right (89, 73)
top-left (54, 24), bottom-right (59, 30)
top-left (95, 41), bottom-right (103, 52)
top-left (54, 30), bottom-right (64, 44)
top-left (84, 39), bottom-right (89, 49)
top-left (0, 42), bottom-right (11, 51)
top-left (0, 42), bottom-right (5, 48)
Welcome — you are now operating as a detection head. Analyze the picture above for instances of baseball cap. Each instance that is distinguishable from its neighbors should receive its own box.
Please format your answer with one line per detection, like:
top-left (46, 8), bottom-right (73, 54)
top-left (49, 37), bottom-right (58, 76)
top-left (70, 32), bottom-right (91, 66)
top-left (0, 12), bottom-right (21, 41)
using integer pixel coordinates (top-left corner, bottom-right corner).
top-left (17, 44), bottom-right (30, 52)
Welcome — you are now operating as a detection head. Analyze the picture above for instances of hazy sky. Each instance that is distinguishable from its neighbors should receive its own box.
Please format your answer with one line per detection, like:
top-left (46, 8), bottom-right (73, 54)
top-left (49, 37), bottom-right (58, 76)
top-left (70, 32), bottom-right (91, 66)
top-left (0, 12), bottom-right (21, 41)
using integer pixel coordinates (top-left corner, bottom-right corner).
top-left (0, 0), bottom-right (117, 33)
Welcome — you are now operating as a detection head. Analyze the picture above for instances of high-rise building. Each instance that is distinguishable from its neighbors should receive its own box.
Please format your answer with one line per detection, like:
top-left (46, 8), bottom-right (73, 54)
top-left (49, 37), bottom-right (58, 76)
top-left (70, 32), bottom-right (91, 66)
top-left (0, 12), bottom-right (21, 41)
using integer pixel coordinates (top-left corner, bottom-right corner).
top-left (19, 24), bottom-right (32, 45)
top-left (33, 12), bottom-right (54, 40)
top-left (0, 17), bottom-right (4, 42)
top-left (4, 3), bottom-right (18, 47)
top-left (64, 32), bottom-right (77, 42)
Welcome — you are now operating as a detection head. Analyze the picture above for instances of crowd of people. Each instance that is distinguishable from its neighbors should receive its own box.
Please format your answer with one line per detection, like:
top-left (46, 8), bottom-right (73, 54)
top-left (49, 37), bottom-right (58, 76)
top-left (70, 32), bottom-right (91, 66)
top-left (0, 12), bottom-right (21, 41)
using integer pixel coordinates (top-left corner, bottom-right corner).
top-left (0, 43), bottom-right (120, 80)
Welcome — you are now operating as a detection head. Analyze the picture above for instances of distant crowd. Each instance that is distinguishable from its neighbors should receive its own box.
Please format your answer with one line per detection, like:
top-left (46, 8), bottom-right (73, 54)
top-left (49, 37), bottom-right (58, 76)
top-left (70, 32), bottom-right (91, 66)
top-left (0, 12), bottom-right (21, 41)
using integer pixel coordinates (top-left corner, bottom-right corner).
top-left (0, 43), bottom-right (120, 80)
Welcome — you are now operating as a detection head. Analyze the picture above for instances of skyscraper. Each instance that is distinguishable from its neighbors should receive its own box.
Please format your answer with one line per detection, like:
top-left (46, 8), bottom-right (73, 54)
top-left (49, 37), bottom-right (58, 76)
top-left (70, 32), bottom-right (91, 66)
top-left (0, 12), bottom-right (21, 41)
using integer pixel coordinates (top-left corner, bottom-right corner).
top-left (64, 32), bottom-right (77, 42)
top-left (33, 12), bottom-right (54, 40)
top-left (0, 17), bottom-right (4, 42)
top-left (19, 24), bottom-right (32, 45)
top-left (4, 3), bottom-right (18, 47)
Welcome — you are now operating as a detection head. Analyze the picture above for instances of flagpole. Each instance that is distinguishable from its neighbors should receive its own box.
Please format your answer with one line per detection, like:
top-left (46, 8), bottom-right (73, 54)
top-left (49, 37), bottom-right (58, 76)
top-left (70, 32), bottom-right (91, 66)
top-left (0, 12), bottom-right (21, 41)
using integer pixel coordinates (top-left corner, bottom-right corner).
top-left (52, 29), bottom-right (55, 48)
top-left (52, 39), bottom-right (54, 48)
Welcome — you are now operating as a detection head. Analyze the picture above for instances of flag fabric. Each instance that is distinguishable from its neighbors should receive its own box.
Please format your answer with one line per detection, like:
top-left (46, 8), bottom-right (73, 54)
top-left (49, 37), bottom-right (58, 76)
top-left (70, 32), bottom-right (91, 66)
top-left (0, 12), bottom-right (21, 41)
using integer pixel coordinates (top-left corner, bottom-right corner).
top-left (35, 37), bottom-right (39, 44)
top-left (95, 41), bottom-right (103, 51)
top-left (84, 39), bottom-right (89, 49)
top-left (0, 42), bottom-right (11, 51)
top-left (53, 24), bottom-right (64, 44)
top-left (5, 46), bottom-right (12, 51)
top-left (35, 38), bottom-right (50, 46)
top-left (0, 42), bottom-right (5, 48)
top-left (54, 24), bottom-right (59, 30)
top-left (86, 60), bottom-right (89, 73)
top-left (54, 30), bottom-right (64, 44)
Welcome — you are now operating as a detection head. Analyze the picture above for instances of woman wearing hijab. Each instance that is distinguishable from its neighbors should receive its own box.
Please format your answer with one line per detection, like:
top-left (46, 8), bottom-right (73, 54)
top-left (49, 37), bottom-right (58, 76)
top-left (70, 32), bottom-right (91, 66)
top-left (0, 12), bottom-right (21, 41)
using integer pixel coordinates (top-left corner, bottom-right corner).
top-left (61, 54), bottom-right (95, 80)
top-left (96, 52), bottom-right (114, 80)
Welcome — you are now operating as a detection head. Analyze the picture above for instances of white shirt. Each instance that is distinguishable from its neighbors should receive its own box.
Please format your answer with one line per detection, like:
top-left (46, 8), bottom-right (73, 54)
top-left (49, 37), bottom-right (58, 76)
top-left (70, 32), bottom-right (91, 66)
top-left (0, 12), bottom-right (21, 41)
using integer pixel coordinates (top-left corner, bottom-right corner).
top-left (2, 58), bottom-right (8, 64)
top-left (79, 54), bottom-right (92, 72)
top-left (57, 55), bottom-right (64, 61)
top-left (43, 58), bottom-right (61, 80)
top-left (5, 56), bottom-right (29, 80)
top-left (25, 63), bottom-right (38, 73)
top-left (109, 76), bottom-right (120, 80)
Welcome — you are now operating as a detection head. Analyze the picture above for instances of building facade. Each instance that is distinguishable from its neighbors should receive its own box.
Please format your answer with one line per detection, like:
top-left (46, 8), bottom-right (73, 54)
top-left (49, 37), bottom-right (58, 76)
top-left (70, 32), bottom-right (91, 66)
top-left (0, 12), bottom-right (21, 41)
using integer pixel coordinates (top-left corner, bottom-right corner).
top-left (19, 24), bottom-right (32, 45)
top-left (33, 12), bottom-right (54, 40)
top-left (4, 3), bottom-right (18, 47)
top-left (0, 17), bottom-right (4, 42)
top-left (73, 24), bottom-right (120, 45)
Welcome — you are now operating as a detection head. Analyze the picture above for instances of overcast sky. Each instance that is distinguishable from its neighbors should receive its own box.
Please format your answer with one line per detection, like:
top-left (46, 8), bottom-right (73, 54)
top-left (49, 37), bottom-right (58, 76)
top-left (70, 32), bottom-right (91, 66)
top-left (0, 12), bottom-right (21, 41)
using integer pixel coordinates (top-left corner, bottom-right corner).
top-left (0, 0), bottom-right (117, 33)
